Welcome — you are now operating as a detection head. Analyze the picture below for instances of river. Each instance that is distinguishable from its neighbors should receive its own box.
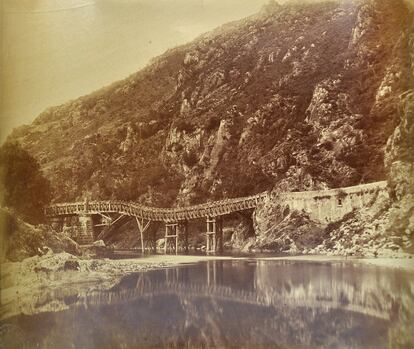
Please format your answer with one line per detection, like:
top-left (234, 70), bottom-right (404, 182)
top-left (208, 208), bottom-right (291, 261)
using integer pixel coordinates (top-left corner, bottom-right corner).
top-left (1, 259), bottom-right (413, 348)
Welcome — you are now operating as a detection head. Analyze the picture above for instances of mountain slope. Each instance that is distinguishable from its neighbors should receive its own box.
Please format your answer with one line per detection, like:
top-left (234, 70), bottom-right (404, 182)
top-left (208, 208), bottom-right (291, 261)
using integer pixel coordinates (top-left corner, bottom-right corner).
top-left (7, 0), bottom-right (413, 208)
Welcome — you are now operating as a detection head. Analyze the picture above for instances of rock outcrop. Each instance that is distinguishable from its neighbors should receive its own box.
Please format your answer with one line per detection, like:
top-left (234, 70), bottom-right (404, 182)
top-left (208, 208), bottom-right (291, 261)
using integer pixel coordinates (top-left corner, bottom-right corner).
top-left (384, 90), bottom-right (414, 251)
top-left (0, 208), bottom-right (81, 262)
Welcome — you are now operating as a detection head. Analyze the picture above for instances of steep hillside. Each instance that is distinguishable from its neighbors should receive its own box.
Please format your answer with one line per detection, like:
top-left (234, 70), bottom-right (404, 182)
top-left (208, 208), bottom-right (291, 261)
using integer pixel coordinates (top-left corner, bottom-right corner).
top-left (8, 0), bottom-right (413, 210)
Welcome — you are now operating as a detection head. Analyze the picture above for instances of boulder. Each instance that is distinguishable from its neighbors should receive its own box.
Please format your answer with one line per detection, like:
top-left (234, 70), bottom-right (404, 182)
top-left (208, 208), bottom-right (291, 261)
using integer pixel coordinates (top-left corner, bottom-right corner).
top-left (63, 259), bottom-right (80, 271)
top-left (93, 240), bottom-right (106, 247)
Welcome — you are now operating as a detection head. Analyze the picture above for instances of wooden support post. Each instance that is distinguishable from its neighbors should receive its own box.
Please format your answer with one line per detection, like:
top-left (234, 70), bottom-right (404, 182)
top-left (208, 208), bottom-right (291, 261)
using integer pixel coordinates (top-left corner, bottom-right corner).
top-left (217, 217), bottom-right (223, 253)
top-left (175, 223), bottom-right (178, 254)
top-left (183, 220), bottom-right (189, 253)
top-left (135, 217), bottom-right (151, 254)
top-left (164, 224), bottom-right (168, 254)
top-left (206, 217), bottom-right (217, 253)
top-left (174, 223), bottom-right (178, 254)
top-left (140, 228), bottom-right (144, 253)
top-left (164, 222), bottom-right (178, 254)
top-left (206, 219), bottom-right (210, 253)
top-left (152, 230), bottom-right (157, 253)
top-left (212, 219), bottom-right (216, 252)
top-left (206, 217), bottom-right (223, 253)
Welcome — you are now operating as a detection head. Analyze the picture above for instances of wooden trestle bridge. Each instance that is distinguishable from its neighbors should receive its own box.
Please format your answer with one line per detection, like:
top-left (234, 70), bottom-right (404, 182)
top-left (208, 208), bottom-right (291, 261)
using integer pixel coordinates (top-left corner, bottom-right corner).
top-left (45, 192), bottom-right (269, 253)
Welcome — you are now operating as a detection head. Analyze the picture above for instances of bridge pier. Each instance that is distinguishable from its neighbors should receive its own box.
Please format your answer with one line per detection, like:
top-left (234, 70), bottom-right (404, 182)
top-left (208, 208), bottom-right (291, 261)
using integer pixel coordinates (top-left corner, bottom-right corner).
top-left (164, 222), bottom-right (178, 254)
top-left (206, 217), bottom-right (223, 253)
top-left (77, 215), bottom-right (95, 245)
top-left (164, 221), bottom-right (189, 254)
top-left (49, 216), bottom-right (64, 232)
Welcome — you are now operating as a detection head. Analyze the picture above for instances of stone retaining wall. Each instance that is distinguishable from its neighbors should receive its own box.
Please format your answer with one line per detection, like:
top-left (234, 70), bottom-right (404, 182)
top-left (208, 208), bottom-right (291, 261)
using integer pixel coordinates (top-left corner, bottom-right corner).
top-left (276, 181), bottom-right (388, 224)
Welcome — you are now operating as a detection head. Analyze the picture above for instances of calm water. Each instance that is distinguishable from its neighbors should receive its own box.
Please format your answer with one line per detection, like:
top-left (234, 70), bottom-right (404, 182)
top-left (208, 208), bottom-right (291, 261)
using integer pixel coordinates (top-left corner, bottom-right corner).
top-left (1, 260), bottom-right (414, 349)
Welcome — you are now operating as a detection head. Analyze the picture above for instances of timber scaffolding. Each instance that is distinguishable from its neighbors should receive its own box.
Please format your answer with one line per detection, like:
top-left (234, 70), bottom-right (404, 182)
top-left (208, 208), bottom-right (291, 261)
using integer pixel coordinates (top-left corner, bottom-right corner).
top-left (45, 192), bottom-right (268, 253)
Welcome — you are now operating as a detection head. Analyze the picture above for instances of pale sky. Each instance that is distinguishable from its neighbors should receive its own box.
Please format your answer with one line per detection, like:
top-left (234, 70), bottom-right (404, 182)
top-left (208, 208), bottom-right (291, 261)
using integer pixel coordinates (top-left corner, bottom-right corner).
top-left (0, 0), bottom-right (271, 141)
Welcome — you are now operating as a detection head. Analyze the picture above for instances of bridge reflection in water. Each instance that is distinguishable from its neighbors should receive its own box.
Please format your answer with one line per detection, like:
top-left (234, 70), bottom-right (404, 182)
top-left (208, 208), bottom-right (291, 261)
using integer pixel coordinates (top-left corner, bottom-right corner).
top-left (2, 260), bottom-right (413, 349)
top-left (79, 260), bottom-right (410, 321)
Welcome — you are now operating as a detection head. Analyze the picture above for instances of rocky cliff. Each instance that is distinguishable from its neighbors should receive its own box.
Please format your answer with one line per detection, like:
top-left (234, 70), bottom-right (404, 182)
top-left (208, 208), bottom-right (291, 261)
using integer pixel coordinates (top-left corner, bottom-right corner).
top-left (254, 90), bottom-right (414, 256)
top-left (6, 0), bottom-right (414, 254)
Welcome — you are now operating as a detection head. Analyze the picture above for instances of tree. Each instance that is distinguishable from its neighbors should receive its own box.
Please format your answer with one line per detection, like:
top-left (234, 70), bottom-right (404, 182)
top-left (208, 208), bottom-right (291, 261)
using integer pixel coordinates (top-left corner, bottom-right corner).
top-left (0, 143), bottom-right (52, 224)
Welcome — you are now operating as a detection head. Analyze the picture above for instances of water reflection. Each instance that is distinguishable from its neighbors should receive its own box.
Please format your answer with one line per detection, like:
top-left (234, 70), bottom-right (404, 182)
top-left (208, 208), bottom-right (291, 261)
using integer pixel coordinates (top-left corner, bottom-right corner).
top-left (1, 260), bottom-right (414, 349)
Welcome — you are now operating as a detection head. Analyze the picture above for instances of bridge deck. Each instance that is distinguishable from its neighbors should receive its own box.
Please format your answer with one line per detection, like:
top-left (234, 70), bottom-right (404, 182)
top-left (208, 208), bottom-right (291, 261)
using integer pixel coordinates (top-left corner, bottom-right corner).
top-left (45, 181), bottom-right (387, 222)
top-left (45, 192), bottom-right (268, 221)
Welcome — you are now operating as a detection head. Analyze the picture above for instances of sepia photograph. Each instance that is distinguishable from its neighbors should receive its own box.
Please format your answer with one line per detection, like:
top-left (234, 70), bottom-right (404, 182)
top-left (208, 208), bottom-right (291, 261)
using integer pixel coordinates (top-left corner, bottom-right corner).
top-left (0, 0), bottom-right (413, 348)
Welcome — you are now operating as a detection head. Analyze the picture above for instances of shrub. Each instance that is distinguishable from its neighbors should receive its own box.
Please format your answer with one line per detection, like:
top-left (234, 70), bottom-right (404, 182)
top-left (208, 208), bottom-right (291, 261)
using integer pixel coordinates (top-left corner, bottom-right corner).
top-left (175, 119), bottom-right (195, 133)
top-left (183, 150), bottom-right (198, 167)
top-left (204, 115), bottom-right (221, 132)
top-left (0, 143), bottom-right (52, 224)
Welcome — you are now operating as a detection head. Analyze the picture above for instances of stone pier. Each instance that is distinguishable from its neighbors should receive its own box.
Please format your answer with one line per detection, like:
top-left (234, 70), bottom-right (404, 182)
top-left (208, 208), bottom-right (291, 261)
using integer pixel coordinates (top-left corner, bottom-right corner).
top-left (77, 215), bottom-right (94, 244)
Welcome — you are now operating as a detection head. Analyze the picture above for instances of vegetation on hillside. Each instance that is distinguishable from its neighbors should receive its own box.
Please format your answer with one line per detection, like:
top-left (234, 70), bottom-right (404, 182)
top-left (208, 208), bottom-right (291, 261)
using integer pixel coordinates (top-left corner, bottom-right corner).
top-left (0, 143), bottom-right (51, 224)
top-left (6, 0), bottom-right (413, 208)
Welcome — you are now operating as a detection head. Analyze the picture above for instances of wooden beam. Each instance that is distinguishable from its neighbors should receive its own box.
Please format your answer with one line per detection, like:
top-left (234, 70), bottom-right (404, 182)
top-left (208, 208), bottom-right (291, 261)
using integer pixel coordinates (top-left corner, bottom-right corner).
top-left (142, 219), bottom-right (151, 233)
top-left (111, 214), bottom-right (126, 226)
top-left (96, 212), bottom-right (112, 221)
